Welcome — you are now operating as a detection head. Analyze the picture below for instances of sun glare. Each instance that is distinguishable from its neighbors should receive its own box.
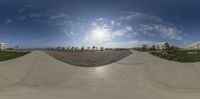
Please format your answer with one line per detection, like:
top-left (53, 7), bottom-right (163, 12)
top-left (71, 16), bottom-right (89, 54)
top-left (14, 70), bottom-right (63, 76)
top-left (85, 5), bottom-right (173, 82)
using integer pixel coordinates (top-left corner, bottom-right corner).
top-left (91, 27), bottom-right (107, 42)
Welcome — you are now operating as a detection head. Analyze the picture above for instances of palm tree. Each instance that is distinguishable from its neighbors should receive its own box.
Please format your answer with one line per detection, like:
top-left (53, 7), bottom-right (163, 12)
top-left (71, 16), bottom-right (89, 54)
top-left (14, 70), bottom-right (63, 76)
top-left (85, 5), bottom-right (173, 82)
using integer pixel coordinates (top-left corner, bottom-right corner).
top-left (81, 46), bottom-right (84, 52)
top-left (71, 47), bottom-right (74, 51)
top-left (75, 47), bottom-right (77, 51)
top-left (87, 47), bottom-right (90, 51)
top-left (66, 46), bottom-right (69, 51)
top-left (92, 46), bottom-right (95, 52)
top-left (15, 46), bottom-right (19, 49)
top-left (100, 47), bottom-right (104, 52)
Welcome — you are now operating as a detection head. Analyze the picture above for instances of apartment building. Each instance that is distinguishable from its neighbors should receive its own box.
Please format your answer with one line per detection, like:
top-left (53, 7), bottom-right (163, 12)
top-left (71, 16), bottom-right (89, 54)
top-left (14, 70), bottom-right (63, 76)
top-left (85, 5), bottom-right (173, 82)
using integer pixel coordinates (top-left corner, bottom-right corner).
top-left (0, 42), bottom-right (7, 50)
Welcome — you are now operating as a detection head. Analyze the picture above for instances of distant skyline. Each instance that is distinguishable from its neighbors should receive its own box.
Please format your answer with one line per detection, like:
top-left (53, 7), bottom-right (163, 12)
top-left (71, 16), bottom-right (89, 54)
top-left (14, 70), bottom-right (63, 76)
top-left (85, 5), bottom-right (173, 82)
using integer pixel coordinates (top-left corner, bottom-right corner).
top-left (0, 0), bottom-right (200, 48)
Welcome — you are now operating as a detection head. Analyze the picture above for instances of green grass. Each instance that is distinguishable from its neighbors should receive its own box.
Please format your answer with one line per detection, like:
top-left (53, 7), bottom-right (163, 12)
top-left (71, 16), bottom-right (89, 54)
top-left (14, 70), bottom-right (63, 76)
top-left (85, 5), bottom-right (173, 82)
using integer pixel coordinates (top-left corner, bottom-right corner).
top-left (0, 51), bottom-right (29, 61)
top-left (150, 50), bottom-right (200, 62)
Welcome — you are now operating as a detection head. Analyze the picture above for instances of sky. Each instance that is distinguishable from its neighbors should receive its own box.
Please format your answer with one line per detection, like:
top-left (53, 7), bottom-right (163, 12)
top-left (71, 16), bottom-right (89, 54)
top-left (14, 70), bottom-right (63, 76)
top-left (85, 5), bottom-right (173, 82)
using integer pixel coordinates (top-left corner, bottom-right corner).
top-left (0, 0), bottom-right (200, 48)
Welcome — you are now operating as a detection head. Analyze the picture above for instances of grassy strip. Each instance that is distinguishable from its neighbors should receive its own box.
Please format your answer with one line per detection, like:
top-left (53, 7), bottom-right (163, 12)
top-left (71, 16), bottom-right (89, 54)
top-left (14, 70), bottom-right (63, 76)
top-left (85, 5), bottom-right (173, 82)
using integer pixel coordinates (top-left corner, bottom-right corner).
top-left (0, 51), bottom-right (29, 61)
top-left (150, 50), bottom-right (200, 62)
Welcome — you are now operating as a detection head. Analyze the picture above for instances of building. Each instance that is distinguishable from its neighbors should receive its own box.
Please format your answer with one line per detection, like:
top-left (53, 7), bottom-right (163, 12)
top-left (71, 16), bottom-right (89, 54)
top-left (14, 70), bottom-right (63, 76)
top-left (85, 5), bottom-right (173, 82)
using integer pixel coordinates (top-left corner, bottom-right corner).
top-left (0, 42), bottom-right (7, 50)
top-left (155, 42), bottom-right (170, 50)
top-left (142, 44), bottom-right (148, 49)
top-left (185, 42), bottom-right (200, 50)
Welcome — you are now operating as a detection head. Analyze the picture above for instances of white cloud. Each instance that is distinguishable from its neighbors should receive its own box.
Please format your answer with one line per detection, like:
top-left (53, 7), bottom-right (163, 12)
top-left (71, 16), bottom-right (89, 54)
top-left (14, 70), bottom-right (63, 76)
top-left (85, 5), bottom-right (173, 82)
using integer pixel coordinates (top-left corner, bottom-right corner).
top-left (18, 8), bottom-right (25, 13)
top-left (18, 4), bottom-right (34, 14)
top-left (119, 13), bottom-right (141, 20)
top-left (118, 12), bottom-right (186, 41)
top-left (84, 19), bottom-right (137, 45)
top-left (5, 18), bottom-right (13, 23)
top-left (29, 13), bottom-right (41, 18)
top-left (96, 18), bottom-right (104, 21)
top-left (51, 11), bottom-right (186, 47)
top-left (16, 16), bottom-right (27, 21)
top-left (104, 40), bottom-right (156, 48)
top-left (139, 24), bottom-right (183, 40)
top-left (111, 20), bottom-right (115, 26)
top-left (126, 26), bottom-right (133, 31)
top-left (111, 26), bottom-right (136, 38)
top-left (49, 12), bottom-right (66, 20)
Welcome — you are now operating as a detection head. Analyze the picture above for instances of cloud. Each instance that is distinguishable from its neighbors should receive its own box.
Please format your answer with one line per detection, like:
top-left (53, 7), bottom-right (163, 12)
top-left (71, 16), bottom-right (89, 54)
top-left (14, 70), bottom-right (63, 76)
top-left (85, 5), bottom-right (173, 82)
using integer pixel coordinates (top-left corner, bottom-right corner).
top-left (118, 12), bottom-right (186, 41)
top-left (29, 13), bottom-right (41, 18)
top-left (5, 18), bottom-right (13, 23)
top-left (104, 40), bottom-right (156, 48)
top-left (61, 19), bottom-right (86, 41)
top-left (18, 8), bottom-right (25, 13)
top-left (96, 18), bottom-right (104, 21)
top-left (118, 12), bottom-right (143, 20)
top-left (111, 26), bottom-right (136, 38)
top-left (49, 12), bottom-right (66, 20)
top-left (84, 19), bottom-right (137, 45)
top-left (18, 4), bottom-right (35, 14)
top-left (111, 20), bottom-right (115, 26)
top-left (139, 24), bottom-right (183, 40)
top-left (45, 11), bottom-right (186, 47)
top-left (16, 16), bottom-right (27, 21)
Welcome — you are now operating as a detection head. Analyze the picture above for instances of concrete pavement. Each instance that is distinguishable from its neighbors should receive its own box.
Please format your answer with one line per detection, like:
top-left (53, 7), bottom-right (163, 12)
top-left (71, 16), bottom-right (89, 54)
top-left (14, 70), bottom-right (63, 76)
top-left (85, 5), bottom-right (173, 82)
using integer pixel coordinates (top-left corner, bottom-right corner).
top-left (0, 50), bottom-right (200, 99)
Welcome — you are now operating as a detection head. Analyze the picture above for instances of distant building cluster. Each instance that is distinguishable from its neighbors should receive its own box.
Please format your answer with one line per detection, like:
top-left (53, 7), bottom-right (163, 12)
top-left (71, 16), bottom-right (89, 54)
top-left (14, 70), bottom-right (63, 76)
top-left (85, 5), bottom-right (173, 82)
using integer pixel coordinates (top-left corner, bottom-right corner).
top-left (141, 42), bottom-right (171, 50)
top-left (155, 42), bottom-right (170, 50)
top-left (0, 42), bottom-right (7, 50)
top-left (185, 42), bottom-right (200, 50)
top-left (138, 41), bottom-right (200, 51)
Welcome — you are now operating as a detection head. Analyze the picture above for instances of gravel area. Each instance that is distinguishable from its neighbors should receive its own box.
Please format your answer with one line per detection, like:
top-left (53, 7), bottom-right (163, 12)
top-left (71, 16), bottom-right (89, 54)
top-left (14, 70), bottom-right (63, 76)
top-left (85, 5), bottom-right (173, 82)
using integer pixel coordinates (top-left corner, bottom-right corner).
top-left (46, 50), bottom-right (132, 67)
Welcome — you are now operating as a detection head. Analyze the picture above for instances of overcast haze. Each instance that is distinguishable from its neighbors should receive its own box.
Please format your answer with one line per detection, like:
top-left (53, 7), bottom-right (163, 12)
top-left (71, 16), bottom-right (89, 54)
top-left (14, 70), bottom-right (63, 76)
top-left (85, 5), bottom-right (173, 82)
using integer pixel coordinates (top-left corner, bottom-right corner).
top-left (0, 0), bottom-right (200, 48)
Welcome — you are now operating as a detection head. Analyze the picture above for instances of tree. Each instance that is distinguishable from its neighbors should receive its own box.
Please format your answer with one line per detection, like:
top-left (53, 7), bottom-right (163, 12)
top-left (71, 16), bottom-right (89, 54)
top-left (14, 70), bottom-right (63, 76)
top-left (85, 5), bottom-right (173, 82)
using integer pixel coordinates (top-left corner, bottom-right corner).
top-left (170, 45), bottom-right (179, 50)
top-left (100, 47), bottom-right (104, 51)
top-left (151, 45), bottom-right (156, 50)
top-left (142, 44), bottom-right (147, 50)
top-left (92, 46), bottom-right (95, 52)
top-left (75, 47), bottom-right (77, 51)
top-left (15, 46), bottom-right (19, 49)
top-left (87, 47), bottom-right (90, 50)
top-left (71, 47), bottom-right (74, 51)
top-left (76, 47), bottom-right (79, 51)
top-left (81, 46), bottom-right (84, 52)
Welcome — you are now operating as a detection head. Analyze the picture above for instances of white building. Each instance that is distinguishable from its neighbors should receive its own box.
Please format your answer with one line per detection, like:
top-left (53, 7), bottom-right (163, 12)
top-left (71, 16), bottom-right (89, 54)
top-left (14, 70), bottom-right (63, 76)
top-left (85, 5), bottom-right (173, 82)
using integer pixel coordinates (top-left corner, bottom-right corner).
top-left (155, 42), bottom-right (170, 50)
top-left (185, 42), bottom-right (200, 50)
top-left (0, 42), bottom-right (7, 50)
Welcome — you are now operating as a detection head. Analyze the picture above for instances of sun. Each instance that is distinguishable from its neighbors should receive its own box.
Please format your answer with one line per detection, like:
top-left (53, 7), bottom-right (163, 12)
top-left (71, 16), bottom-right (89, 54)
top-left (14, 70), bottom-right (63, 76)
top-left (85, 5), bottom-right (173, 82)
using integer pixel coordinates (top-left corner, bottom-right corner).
top-left (91, 27), bottom-right (107, 42)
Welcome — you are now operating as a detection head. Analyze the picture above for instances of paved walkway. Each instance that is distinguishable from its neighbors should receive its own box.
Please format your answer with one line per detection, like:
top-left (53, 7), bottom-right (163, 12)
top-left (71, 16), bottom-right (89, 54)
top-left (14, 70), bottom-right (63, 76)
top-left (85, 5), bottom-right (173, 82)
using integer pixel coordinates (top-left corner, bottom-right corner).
top-left (0, 50), bottom-right (200, 99)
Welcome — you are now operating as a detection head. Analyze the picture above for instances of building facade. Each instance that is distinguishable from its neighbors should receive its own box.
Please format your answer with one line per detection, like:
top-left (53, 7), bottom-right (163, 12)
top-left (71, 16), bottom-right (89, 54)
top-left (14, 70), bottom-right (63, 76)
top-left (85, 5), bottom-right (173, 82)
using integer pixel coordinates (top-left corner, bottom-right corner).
top-left (0, 42), bottom-right (7, 50)
top-left (185, 42), bottom-right (200, 50)
top-left (155, 42), bottom-right (170, 50)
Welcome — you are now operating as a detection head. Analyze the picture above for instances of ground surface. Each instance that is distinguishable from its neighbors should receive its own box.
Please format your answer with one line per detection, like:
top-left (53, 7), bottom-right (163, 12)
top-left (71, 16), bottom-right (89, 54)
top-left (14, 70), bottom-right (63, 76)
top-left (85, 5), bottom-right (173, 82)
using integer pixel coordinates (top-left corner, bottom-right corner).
top-left (150, 50), bottom-right (200, 62)
top-left (0, 50), bottom-right (200, 99)
top-left (0, 51), bottom-right (29, 61)
top-left (46, 50), bottom-right (132, 67)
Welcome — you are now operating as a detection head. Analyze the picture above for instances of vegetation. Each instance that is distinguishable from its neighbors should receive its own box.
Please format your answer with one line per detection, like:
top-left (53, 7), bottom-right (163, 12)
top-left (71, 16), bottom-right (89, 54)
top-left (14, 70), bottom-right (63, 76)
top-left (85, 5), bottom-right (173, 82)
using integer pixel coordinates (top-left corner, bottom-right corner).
top-left (45, 46), bottom-right (130, 52)
top-left (0, 51), bottom-right (29, 61)
top-left (150, 50), bottom-right (200, 62)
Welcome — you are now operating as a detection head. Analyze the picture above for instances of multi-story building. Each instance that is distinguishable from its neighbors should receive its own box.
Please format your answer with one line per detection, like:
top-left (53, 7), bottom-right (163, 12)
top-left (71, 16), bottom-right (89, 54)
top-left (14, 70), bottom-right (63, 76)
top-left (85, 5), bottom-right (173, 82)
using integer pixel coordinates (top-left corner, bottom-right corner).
top-left (0, 42), bottom-right (7, 50)
top-left (185, 42), bottom-right (200, 50)
top-left (155, 42), bottom-right (170, 50)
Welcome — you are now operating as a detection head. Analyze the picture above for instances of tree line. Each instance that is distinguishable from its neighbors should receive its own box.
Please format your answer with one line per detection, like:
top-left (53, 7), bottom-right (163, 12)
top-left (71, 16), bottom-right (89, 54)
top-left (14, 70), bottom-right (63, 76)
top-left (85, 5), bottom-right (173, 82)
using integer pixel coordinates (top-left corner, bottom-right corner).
top-left (45, 46), bottom-right (105, 52)
top-left (45, 46), bottom-right (130, 52)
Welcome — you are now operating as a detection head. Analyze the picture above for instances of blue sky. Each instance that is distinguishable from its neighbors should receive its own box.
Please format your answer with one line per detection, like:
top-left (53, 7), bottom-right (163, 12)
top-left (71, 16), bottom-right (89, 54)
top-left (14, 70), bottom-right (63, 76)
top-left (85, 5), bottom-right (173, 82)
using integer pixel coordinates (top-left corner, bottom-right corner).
top-left (0, 0), bottom-right (200, 48)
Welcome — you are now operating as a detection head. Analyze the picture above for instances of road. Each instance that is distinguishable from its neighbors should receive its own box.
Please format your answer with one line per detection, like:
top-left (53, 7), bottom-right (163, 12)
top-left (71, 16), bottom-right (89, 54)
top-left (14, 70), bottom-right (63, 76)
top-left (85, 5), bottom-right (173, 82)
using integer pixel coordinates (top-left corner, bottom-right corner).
top-left (0, 50), bottom-right (200, 99)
